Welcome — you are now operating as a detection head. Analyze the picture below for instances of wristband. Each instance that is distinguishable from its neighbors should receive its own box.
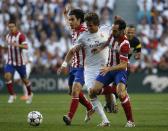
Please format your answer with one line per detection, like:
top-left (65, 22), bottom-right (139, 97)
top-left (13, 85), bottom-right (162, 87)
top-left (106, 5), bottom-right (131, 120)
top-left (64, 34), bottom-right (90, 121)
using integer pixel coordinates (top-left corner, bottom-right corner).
top-left (62, 61), bottom-right (68, 67)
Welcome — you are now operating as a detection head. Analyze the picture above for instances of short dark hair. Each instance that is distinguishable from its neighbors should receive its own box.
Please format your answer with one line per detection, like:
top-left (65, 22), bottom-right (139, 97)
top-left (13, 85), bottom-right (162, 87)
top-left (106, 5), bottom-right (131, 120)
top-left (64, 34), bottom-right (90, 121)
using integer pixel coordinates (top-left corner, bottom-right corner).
top-left (127, 24), bottom-right (135, 28)
top-left (69, 9), bottom-right (85, 23)
top-left (9, 15), bottom-right (16, 25)
top-left (114, 19), bottom-right (126, 31)
top-left (84, 12), bottom-right (100, 26)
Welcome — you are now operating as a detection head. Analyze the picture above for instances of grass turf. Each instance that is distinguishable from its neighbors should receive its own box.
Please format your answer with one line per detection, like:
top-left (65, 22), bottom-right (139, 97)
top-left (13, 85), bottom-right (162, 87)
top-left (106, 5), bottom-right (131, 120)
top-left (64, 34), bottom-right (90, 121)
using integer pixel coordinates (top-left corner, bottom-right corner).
top-left (0, 93), bottom-right (168, 131)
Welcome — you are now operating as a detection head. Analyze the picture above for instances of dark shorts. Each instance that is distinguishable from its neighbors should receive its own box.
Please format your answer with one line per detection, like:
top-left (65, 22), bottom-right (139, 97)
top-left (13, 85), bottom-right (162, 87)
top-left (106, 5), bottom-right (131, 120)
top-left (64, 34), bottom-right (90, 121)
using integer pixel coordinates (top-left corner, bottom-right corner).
top-left (4, 64), bottom-right (27, 78)
top-left (96, 70), bottom-right (128, 86)
top-left (68, 67), bottom-right (84, 87)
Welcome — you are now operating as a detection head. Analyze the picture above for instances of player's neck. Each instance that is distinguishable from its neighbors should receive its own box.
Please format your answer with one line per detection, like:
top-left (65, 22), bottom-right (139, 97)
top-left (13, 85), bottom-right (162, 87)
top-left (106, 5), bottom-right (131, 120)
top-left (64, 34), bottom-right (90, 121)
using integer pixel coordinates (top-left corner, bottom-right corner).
top-left (11, 31), bottom-right (19, 36)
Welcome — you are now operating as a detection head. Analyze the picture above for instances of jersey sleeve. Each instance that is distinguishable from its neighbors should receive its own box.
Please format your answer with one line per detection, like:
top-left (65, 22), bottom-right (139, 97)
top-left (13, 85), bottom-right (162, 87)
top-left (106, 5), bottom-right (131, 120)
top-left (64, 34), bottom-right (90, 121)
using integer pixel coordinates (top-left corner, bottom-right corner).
top-left (19, 33), bottom-right (27, 45)
top-left (135, 40), bottom-right (141, 53)
top-left (119, 42), bottom-right (130, 62)
top-left (72, 32), bottom-right (85, 49)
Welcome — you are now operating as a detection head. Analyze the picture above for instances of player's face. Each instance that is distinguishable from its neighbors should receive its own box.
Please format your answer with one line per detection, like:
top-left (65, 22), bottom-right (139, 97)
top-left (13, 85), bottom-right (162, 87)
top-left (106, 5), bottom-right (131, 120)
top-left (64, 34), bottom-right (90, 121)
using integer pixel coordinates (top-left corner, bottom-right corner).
top-left (8, 23), bottom-right (17, 33)
top-left (68, 15), bottom-right (80, 29)
top-left (126, 27), bottom-right (135, 40)
top-left (112, 24), bottom-right (120, 38)
top-left (86, 21), bottom-right (98, 33)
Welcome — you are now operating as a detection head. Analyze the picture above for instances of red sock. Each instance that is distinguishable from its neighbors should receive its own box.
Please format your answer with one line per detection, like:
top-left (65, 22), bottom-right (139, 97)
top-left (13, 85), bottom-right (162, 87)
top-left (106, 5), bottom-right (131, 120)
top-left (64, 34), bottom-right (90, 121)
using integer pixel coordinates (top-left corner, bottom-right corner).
top-left (26, 82), bottom-right (32, 95)
top-left (6, 81), bottom-right (15, 95)
top-left (120, 95), bottom-right (134, 122)
top-left (100, 85), bottom-right (116, 95)
top-left (68, 97), bottom-right (79, 120)
top-left (79, 92), bottom-right (92, 111)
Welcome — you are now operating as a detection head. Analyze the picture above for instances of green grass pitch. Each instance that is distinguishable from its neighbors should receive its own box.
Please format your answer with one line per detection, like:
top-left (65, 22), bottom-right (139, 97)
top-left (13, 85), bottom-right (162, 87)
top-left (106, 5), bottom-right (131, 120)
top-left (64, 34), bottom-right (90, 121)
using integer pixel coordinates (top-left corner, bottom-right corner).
top-left (0, 93), bottom-right (168, 131)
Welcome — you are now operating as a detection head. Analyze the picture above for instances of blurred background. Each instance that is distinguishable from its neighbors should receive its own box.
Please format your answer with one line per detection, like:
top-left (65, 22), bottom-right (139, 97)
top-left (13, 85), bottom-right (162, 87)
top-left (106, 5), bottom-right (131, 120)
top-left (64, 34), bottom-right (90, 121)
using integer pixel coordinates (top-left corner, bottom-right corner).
top-left (0, 0), bottom-right (168, 93)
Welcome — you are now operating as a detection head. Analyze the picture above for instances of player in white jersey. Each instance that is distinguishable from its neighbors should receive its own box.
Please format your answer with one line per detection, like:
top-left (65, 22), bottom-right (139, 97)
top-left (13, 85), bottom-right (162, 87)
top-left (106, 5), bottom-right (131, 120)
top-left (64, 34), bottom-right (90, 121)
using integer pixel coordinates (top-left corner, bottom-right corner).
top-left (60, 12), bottom-right (111, 126)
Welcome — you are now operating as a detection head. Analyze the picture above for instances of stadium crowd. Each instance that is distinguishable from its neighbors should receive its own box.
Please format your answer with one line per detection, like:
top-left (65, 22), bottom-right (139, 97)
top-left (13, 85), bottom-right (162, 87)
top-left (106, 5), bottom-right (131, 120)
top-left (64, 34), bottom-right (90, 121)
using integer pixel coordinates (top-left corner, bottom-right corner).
top-left (0, 0), bottom-right (167, 74)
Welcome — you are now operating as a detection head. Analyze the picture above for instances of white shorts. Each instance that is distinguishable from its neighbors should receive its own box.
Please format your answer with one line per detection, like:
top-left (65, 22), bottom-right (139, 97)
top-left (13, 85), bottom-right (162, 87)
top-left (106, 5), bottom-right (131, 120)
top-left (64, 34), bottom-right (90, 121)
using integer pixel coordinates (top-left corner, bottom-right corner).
top-left (84, 68), bottom-right (100, 92)
top-left (14, 63), bottom-right (32, 80)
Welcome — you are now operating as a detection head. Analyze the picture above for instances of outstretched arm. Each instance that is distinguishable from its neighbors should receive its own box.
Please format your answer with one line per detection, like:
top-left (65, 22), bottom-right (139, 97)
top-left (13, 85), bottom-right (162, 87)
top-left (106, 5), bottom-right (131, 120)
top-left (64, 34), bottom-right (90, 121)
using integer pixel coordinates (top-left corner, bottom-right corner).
top-left (57, 44), bottom-right (82, 74)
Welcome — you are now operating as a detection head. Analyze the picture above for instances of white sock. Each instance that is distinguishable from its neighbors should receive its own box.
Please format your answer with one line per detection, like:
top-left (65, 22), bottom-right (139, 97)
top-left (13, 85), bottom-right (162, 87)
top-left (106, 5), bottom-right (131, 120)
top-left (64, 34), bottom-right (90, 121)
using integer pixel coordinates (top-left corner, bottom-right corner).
top-left (91, 98), bottom-right (109, 123)
top-left (23, 85), bottom-right (28, 96)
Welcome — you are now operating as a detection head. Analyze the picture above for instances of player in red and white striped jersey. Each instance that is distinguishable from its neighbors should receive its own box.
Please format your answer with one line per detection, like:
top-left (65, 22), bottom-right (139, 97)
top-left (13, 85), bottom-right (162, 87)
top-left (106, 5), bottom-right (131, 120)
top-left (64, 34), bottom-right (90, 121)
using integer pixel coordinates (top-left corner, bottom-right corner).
top-left (4, 18), bottom-right (33, 104)
top-left (90, 19), bottom-right (135, 127)
top-left (58, 7), bottom-right (93, 125)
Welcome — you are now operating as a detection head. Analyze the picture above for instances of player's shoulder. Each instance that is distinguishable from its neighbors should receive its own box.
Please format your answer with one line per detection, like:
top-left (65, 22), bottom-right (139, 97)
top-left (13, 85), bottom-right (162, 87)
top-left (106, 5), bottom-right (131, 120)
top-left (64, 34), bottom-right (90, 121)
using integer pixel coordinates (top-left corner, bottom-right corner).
top-left (77, 30), bottom-right (89, 42)
top-left (129, 36), bottom-right (140, 47)
top-left (132, 36), bottom-right (140, 43)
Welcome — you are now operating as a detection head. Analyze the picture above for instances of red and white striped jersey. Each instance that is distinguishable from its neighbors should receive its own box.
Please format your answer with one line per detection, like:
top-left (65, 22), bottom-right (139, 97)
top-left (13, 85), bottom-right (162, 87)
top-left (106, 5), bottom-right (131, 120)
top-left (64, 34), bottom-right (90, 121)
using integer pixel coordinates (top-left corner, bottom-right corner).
top-left (71, 24), bottom-right (86, 68)
top-left (107, 35), bottom-right (130, 68)
top-left (5, 31), bottom-right (28, 66)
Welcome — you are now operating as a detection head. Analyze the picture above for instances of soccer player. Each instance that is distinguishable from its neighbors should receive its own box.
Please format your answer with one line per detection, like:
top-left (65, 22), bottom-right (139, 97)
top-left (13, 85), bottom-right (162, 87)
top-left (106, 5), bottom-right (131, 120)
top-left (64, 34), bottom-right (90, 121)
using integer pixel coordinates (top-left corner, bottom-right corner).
top-left (90, 19), bottom-right (135, 127)
top-left (103, 24), bottom-right (142, 113)
top-left (59, 12), bottom-right (111, 126)
top-left (58, 8), bottom-right (94, 125)
top-left (4, 18), bottom-right (33, 104)
top-left (13, 42), bottom-right (33, 101)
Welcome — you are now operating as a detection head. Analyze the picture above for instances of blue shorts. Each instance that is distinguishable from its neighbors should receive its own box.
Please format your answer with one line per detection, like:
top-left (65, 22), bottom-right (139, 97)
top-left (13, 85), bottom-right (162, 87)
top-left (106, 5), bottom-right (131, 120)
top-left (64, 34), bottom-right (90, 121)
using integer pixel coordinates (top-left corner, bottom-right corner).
top-left (68, 67), bottom-right (84, 87)
top-left (96, 70), bottom-right (128, 86)
top-left (4, 64), bottom-right (27, 78)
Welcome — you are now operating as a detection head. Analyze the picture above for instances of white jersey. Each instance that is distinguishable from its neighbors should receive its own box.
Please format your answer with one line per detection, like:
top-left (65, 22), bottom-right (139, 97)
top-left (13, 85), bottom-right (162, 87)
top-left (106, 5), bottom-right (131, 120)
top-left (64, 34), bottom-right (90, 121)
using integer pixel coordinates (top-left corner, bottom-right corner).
top-left (76, 25), bottom-right (111, 90)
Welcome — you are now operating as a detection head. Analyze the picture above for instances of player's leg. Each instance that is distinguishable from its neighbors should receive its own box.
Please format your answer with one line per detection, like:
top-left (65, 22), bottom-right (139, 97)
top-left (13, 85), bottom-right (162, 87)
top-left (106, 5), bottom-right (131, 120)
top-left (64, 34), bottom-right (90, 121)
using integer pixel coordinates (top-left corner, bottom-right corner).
top-left (63, 68), bottom-right (93, 125)
top-left (115, 71), bottom-right (135, 127)
top-left (102, 85), bottom-right (118, 113)
top-left (89, 72), bottom-right (114, 126)
top-left (4, 64), bottom-right (16, 103)
top-left (89, 80), bottom-right (110, 127)
top-left (16, 65), bottom-right (33, 104)
top-left (20, 63), bottom-right (32, 100)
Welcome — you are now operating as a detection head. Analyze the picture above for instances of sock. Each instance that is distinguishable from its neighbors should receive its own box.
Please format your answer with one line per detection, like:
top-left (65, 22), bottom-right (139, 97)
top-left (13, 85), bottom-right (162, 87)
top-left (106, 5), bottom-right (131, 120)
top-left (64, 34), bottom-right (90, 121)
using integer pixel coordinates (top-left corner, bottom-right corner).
top-left (79, 92), bottom-right (93, 111)
top-left (6, 80), bottom-right (15, 95)
top-left (91, 98), bottom-right (109, 123)
top-left (68, 97), bottom-right (79, 120)
top-left (120, 95), bottom-right (134, 122)
top-left (100, 85), bottom-right (116, 95)
top-left (23, 85), bottom-right (28, 96)
top-left (25, 82), bottom-right (32, 95)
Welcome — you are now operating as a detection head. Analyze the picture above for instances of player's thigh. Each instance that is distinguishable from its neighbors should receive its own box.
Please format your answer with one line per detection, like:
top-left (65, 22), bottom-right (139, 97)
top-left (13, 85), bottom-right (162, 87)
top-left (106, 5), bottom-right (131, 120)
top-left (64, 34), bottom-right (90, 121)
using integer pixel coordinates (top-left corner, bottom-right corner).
top-left (72, 82), bottom-right (82, 94)
top-left (95, 71), bottom-right (114, 87)
top-left (74, 68), bottom-right (84, 86)
top-left (68, 69), bottom-right (75, 87)
top-left (4, 64), bottom-right (15, 80)
top-left (114, 71), bottom-right (128, 97)
top-left (16, 65), bottom-right (27, 78)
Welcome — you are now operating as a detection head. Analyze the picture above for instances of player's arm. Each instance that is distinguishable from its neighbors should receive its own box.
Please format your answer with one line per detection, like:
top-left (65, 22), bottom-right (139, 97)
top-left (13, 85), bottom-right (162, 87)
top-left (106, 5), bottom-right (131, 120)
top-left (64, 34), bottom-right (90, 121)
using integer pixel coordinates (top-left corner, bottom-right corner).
top-left (12, 34), bottom-right (28, 49)
top-left (100, 43), bottom-right (129, 75)
top-left (57, 44), bottom-right (83, 74)
top-left (91, 34), bottom-right (113, 54)
top-left (63, 4), bottom-right (71, 24)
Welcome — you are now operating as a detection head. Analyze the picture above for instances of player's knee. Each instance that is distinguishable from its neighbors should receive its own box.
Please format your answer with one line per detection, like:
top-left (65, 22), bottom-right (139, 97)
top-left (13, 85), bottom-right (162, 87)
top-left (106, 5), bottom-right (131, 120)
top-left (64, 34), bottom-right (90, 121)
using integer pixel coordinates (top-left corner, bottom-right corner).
top-left (71, 83), bottom-right (81, 96)
top-left (89, 88), bottom-right (98, 99)
top-left (116, 83), bottom-right (126, 98)
top-left (22, 78), bottom-right (30, 85)
top-left (4, 73), bottom-right (12, 81)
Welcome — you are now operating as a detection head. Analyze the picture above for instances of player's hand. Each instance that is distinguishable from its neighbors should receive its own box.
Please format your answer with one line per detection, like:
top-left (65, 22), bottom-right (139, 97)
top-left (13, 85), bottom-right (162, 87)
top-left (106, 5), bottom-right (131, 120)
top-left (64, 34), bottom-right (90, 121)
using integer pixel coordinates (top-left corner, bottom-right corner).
top-left (57, 66), bottom-right (66, 75)
top-left (9, 41), bottom-right (18, 47)
top-left (100, 66), bottom-right (111, 76)
top-left (91, 47), bottom-right (101, 54)
top-left (64, 3), bottom-right (71, 16)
